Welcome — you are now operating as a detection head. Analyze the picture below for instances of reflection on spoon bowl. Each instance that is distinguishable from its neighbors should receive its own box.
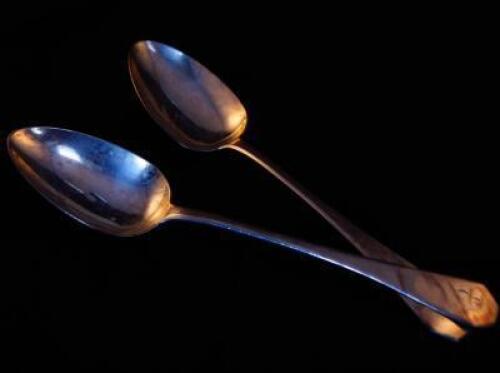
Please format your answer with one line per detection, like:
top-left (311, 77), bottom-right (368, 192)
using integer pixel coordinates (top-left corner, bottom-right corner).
top-left (8, 127), bottom-right (170, 236)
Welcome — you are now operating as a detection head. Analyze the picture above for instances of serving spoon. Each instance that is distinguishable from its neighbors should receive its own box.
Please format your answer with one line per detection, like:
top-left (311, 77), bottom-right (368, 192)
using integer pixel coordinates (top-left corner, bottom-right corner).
top-left (8, 127), bottom-right (498, 329)
top-left (128, 41), bottom-right (475, 338)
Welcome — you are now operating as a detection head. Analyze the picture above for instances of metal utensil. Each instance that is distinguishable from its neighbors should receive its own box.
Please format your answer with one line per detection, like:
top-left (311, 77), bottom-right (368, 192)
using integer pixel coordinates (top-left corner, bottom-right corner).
top-left (8, 126), bottom-right (498, 329)
top-left (128, 41), bottom-right (476, 338)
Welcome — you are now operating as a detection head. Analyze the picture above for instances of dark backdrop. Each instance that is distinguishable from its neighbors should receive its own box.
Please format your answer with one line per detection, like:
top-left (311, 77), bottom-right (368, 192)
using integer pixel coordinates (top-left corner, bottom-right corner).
top-left (0, 5), bottom-right (497, 372)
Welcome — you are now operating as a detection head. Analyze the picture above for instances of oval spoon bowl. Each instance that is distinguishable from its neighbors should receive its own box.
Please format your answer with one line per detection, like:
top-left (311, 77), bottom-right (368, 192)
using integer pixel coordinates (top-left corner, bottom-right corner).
top-left (8, 127), bottom-right (171, 236)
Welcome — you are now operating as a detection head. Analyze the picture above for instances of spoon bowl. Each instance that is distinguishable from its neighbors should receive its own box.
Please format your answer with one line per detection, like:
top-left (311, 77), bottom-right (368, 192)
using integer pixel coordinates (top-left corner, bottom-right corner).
top-left (8, 127), bottom-right (171, 236)
top-left (129, 41), bottom-right (247, 151)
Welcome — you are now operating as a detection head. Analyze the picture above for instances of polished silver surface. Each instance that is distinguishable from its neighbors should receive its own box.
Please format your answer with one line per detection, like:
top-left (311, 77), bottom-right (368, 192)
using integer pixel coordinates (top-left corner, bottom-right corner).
top-left (129, 41), bottom-right (246, 151)
top-left (128, 41), bottom-right (479, 338)
top-left (8, 127), bottom-right (171, 236)
top-left (8, 127), bottom-right (498, 329)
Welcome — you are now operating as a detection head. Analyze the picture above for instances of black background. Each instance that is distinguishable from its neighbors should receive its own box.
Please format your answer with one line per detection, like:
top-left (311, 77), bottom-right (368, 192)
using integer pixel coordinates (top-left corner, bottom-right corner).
top-left (0, 4), bottom-right (498, 372)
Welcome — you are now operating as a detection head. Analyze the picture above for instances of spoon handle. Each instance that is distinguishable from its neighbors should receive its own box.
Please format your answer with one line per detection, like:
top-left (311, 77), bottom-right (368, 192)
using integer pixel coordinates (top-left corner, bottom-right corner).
top-left (166, 205), bottom-right (497, 329)
top-left (223, 140), bottom-right (471, 339)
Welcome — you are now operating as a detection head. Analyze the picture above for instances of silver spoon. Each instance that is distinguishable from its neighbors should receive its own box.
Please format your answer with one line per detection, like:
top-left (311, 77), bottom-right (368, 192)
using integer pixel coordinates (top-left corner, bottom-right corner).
top-left (128, 41), bottom-right (478, 339)
top-left (8, 126), bottom-right (498, 329)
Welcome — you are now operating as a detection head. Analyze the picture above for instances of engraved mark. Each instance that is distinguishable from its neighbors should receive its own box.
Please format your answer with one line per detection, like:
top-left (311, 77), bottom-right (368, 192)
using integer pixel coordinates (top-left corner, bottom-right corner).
top-left (456, 287), bottom-right (484, 310)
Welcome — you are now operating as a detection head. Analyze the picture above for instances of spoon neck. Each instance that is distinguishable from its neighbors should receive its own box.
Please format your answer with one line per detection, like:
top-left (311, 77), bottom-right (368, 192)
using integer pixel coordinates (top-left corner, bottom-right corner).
top-left (165, 205), bottom-right (258, 233)
top-left (222, 139), bottom-right (338, 230)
